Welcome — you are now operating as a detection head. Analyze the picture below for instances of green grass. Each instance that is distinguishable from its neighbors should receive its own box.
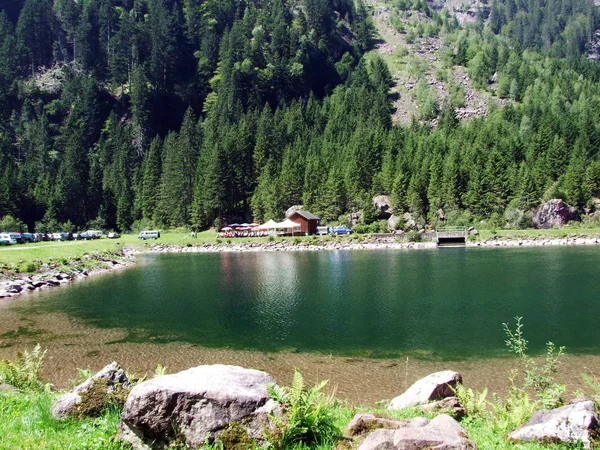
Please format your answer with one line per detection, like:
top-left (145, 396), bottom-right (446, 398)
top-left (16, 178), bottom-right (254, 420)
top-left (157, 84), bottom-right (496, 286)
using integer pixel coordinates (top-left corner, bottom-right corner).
top-left (0, 392), bottom-right (126, 450)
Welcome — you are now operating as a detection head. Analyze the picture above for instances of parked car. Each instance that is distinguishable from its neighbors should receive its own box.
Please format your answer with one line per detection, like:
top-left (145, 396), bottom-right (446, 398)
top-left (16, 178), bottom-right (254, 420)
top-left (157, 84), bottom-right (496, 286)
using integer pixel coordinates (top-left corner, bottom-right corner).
top-left (8, 232), bottom-right (24, 243)
top-left (107, 232), bottom-right (120, 239)
top-left (138, 230), bottom-right (160, 240)
top-left (80, 230), bottom-right (102, 240)
top-left (317, 226), bottom-right (329, 235)
top-left (22, 233), bottom-right (35, 243)
top-left (329, 225), bottom-right (352, 235)
top-left (0, 233), bottom-right (17, 245)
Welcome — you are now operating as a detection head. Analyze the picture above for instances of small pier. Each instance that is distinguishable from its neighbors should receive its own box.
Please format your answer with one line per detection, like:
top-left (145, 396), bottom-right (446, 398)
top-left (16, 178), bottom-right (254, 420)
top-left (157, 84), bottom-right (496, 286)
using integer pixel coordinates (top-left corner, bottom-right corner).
top-left (436, 226), bottom-right (468, 246)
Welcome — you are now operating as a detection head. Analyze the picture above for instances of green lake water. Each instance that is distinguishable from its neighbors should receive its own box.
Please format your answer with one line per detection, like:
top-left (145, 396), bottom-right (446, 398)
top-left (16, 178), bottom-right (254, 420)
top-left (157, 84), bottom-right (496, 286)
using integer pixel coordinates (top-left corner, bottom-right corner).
top-left (12, 247), bottom-right (600, 360)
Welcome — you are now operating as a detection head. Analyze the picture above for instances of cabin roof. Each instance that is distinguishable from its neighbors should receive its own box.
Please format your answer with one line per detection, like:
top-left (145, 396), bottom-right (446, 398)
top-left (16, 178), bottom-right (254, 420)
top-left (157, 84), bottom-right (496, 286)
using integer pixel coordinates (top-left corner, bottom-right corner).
top-left (291, 211), bottom-right (320, 220)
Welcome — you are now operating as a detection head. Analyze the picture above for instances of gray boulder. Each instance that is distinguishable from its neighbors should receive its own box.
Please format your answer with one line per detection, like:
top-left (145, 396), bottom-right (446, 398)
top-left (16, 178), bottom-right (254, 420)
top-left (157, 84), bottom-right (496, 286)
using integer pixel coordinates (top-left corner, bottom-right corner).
top-left (373, 195), bottom-right (393, 219)
top-left (388, 215), bottom-right (402, 231)
top-left (534, 199), bottom-right (580, 229)
top-left (344, 413), bottom-right (428, 438)
top-left (119, 364), bottom-right (280, 450)
top-left (509, 400), bottom-right (598, 449)
top-left (403, 212), bottom-right (417, 230)
top-left (358, 414), bottom-right (476, 450)
top-left (51, 361), bottom-right (130, 420)
top-left (0, 383), bottom-right (20, 393)
top-left (389, 371), bottom-right (462, 411)
top-left (419, 396), bottom-right (467, 419)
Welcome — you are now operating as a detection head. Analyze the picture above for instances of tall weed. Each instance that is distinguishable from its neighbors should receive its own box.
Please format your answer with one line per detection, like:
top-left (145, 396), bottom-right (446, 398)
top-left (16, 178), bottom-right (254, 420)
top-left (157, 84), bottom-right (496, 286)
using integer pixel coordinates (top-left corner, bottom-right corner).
top-left (503, 317), bottom-right (565, 409)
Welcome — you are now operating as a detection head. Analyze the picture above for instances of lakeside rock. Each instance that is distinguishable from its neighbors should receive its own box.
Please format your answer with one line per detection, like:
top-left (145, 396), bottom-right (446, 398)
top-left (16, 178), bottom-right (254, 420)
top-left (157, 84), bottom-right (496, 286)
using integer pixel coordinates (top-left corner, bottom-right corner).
top-left (389, 370), bottom-right (462, 411)
top-left (534, 199), bottom-right (580, 229)
top-left (509, 400), bottom-right (598, 449)
top-left (419, 396), bottom-right (466, 419)
top-left (119, 364), bottom-right (280, 450)
top-left (357, 414), bottom-right (477, 450)
top-left (0, 383), bottom-right (20, 393)
top-left (52, 361), bottom-right (130, 420)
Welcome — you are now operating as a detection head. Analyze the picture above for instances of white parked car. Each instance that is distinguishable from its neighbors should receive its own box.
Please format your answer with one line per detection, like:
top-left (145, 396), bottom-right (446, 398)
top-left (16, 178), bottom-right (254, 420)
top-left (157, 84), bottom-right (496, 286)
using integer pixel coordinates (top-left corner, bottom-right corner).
top-left (0, 233), bottom-right (17, 245)
top-left (138, 230), bottom-right (160, 240)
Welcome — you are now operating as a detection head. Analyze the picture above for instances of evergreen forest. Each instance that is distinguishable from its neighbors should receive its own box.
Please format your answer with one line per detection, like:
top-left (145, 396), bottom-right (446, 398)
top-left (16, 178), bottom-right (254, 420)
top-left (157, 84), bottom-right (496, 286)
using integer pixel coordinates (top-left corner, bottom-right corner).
top-left (1, 0), bottom-right (600, 232)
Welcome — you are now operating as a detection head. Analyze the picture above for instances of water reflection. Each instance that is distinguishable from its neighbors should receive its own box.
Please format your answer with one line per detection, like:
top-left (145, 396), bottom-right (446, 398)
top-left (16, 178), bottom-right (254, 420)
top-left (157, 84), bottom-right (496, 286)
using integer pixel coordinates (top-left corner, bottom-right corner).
top-left (7, 247), bottom-right (600, 359)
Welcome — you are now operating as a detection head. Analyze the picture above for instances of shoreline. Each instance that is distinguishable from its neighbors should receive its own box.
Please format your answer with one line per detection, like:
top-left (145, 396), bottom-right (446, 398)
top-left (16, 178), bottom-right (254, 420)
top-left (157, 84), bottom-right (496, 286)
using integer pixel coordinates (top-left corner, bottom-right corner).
top-left (1, 233), bottom-right (599, 300)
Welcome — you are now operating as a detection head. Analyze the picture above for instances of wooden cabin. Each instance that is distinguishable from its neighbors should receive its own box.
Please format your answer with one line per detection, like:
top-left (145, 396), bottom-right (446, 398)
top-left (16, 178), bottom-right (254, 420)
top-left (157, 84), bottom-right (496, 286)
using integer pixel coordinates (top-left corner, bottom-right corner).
top-left (288, 211), bottom-right (321, 235)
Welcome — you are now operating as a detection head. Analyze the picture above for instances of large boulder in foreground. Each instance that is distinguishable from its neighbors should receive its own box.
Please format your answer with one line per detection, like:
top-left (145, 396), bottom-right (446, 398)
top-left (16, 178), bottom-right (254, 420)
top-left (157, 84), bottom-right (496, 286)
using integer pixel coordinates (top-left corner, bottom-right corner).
top-left (52, 362), bottom-right (130, 420)
top-left (534, 199), bottom-right (580, 229)
top-left (119, 364), bottom-right (279, 450)
top-left (389, 371), bottom-right (462, 411)
top-left (357, 414), bottom-right (477, 450)
top-left (509, 400), bottom-right (598, 449)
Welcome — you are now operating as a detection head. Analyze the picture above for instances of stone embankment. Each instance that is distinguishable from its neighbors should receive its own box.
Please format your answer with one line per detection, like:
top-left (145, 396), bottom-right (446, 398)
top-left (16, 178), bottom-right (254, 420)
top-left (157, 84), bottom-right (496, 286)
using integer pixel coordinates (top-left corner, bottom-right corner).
top-left (470, 236), bottom-right (600, 248)
top-left (128, 239), bottom-right (437, 255)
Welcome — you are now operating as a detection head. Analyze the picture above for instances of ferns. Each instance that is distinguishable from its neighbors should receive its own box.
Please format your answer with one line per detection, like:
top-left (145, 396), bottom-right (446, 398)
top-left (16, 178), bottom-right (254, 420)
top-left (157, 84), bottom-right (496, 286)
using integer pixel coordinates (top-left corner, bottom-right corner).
top-left (0, 344), bottom-right (51, 392)
top-left (266, 369), bottom-right (340, 449)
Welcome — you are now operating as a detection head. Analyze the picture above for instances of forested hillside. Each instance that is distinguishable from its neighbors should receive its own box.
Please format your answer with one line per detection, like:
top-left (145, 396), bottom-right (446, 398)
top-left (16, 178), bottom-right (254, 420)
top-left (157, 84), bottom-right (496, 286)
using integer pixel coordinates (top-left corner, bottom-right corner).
top-left (0, 0), bottom-right (600, 232)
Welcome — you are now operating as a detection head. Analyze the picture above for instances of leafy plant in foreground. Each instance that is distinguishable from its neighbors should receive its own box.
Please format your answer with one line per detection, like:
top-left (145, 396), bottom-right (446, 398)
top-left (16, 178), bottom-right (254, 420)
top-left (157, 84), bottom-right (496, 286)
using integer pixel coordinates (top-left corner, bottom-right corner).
top-left (502, 317), bottom-right (566, 410)
top-left (266, 369), bottom-right (340, 449)
top-left (0, 344), bottom-right (51, 392)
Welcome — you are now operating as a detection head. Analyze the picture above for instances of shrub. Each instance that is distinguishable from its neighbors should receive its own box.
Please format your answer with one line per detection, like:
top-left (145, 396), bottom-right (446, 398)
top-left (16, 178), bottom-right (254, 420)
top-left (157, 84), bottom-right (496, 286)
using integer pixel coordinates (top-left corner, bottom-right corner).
top-left (266, 369), bottom-right (340, 449)
top-left (0, 344), bottom-right (50, 392)
top-left (503, 317), bottom-right (565, 410)
top-left (293, 237), bottom-right (302, 245)
top-left (405, 231), bottom-right (422, 242)
top-left (0, 215), bottom-right (25, 232)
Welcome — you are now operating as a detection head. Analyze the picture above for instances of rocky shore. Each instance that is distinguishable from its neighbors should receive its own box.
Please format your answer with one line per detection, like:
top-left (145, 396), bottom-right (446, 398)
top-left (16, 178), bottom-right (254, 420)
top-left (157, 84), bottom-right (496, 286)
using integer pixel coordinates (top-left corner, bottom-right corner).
top-left (0, 253), bottom-right (135, 300)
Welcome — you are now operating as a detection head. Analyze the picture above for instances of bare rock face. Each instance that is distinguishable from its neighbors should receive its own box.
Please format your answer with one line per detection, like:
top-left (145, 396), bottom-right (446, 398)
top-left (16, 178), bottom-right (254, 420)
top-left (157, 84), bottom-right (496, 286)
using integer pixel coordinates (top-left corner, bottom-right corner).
top-left (119, 365), bottom-right (280, 450)
top-left (51, 362), bottom-right (130, 420)
top-left (534, 199), bottom-right (580, 229)
top-left (389, 371), bottom-right (462, 411)
top-left (358, 414), bottom-right (477, 450)
top-left (509, 400), bottom-right (598, 449)
top-left (373, 195), bottom-right (393, 219)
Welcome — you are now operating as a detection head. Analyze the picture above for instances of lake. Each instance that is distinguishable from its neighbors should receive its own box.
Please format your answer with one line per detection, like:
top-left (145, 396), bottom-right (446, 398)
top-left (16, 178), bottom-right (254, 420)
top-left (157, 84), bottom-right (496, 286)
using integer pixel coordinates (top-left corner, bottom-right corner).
top-left (1, 246), bottom-right (599, 403)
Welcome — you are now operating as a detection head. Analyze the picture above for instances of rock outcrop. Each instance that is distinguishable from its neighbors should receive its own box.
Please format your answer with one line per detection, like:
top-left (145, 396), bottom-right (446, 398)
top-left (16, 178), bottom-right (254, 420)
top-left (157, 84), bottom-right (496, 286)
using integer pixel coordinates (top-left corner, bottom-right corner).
top-left (357, 414), bottom-right (477, 450)
top-left (52, 362), bottom-right (130, 420)
top-left (509, 400), bottom-right (598, 449)
top-left (389, 371), bottom-right (462, 410)
top-left (119, 364), bottom-right (280, 450)
top-left (534, 199), bottom-right (580, 229)
top-left (373, 195), bottom-right (393, 219)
